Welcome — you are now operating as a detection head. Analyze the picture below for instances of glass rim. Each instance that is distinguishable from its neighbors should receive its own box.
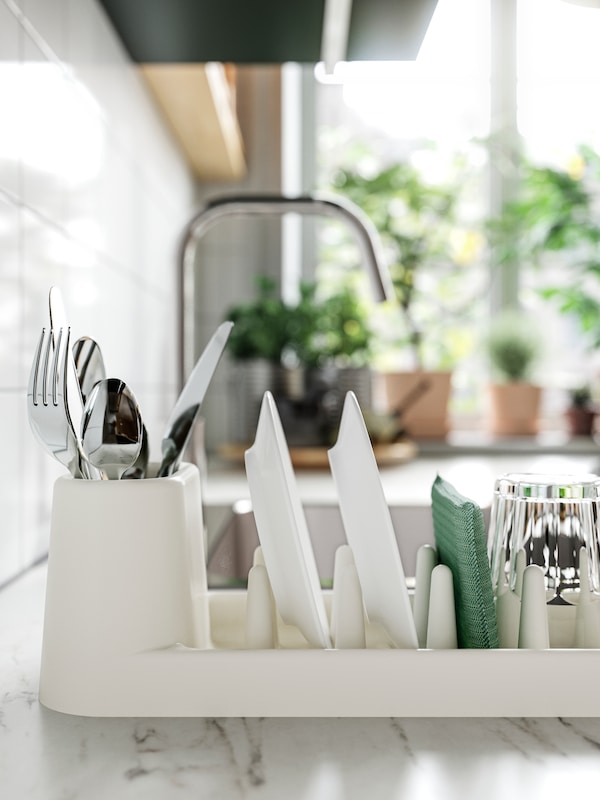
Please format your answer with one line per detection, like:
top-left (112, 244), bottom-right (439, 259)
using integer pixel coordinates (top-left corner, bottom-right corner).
top-left (493, 472), bottom-right (600, 500)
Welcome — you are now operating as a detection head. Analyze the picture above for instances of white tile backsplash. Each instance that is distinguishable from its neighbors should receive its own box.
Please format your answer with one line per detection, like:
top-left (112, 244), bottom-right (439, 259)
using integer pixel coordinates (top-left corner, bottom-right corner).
top-left (0, 394), bottom-right (22, 585)
top-left (0, 0), bottom-right (195, 586)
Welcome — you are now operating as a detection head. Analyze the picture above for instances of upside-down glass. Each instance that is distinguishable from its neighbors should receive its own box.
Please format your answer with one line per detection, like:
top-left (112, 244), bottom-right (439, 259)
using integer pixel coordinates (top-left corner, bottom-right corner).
top-left (488, 473), bottom-right (600, 602)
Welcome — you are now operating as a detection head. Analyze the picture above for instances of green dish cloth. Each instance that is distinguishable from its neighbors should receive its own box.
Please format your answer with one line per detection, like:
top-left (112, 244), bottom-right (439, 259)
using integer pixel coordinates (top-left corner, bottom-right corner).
top-left (431, 475), bottom-right (499, 649)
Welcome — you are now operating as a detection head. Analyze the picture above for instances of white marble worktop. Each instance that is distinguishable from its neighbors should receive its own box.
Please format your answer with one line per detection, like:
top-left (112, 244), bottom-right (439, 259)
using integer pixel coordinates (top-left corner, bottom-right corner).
top-left (5, 562), bottom-right (600, 799)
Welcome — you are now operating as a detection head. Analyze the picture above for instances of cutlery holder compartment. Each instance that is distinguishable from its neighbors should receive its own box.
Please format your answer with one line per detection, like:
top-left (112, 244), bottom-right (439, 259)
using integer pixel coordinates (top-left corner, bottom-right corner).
top-left (39, 462), bottom-right (600, 719)
top-left (39, 463), bottom-right (211, 713)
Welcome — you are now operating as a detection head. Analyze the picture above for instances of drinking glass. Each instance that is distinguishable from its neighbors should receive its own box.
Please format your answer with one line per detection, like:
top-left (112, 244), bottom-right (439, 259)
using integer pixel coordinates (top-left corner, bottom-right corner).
top-left (488, 472), bottom-right (600, 602)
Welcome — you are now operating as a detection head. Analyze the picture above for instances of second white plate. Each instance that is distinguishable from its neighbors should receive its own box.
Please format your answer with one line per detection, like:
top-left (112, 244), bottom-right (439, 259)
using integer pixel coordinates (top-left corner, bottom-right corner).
top-left (328, 392), bottom-right (418, 649)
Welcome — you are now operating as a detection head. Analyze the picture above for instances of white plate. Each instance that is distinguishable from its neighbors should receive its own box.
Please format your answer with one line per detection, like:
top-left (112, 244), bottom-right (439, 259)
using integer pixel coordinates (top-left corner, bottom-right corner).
top-left (244, 392), bottom-right (331, 648)
top-left (328, 392), bottom-right (418, 648)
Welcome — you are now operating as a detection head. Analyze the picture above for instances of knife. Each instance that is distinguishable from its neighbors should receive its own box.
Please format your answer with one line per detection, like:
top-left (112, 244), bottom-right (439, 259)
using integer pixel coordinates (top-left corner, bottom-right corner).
top-left (157, 321), bottom-right (233, 477)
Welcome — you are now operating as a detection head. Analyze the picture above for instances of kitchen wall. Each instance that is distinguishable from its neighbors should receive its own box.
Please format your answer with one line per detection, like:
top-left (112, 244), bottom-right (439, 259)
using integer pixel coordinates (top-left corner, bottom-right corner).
top-left (0, 0), bottom-right (195, 586)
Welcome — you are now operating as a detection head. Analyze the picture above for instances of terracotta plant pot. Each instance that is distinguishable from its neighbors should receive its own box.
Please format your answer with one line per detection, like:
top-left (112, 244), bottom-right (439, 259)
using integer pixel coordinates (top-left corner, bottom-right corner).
top-left (373, 370), bottom-right (452, 439)
top-left (487, 382), bottom-right (541, 436)
top-left (565, 407), bottom-right (596, 437)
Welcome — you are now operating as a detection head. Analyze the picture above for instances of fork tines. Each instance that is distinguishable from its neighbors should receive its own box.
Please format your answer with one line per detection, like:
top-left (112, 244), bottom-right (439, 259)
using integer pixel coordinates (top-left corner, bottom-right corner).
top-left (28, 327), bottom-right (70, 408)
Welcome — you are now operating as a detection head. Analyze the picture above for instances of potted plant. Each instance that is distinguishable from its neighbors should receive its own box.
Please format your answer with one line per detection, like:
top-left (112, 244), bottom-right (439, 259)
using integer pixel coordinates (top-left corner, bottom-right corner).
top-left (224, 276), bottom-right (374, 445)
top-left (485, 311), bottom-right (542, 436)
top-left (275, 281), bottom-right (374, 446)
top-left (226, 275), bottom-right (289, 363)
top-left (565, 385), bottom-right (596, 438)
top-left (489, 144), bottom-right (600, 353)
top-left (224, 276), bottom-right (289, 443)
top-left (323, 151), bottom-right (483, 438)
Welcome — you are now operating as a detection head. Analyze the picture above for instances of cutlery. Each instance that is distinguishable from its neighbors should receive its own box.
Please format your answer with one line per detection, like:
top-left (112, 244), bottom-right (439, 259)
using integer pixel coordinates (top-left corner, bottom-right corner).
top-left (28, 327), bottom-right (95, 479)
top-left (122, 423), bottom-right (149, 480)
top-left (328, 392), bottom-right (418, 648)
top-left (81, 378), bottom-right (143, 480)
top-left (48, 285), bottom-right (68, 342)
top-left (48, 287), bottom-right (95, 479)
top-left (158, 321), bottom-right (233, 477)
top-left (245, 391), bottom-right (332, 648)
top-left (73, 336), bottom-right (106, 404)
top-left (71, 333), bottom-right (150, 479)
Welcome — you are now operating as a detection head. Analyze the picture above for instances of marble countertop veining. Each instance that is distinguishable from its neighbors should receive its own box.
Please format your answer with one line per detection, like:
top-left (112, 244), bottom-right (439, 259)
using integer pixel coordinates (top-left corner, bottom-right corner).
top-left (4, 566), bottom-right (600, 798)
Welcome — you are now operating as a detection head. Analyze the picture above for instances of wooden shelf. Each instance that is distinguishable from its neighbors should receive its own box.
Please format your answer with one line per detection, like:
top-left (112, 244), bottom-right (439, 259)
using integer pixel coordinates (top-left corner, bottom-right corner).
top-left (217, 440), bottom-right (419, 469)
top-left (140, 62), bottom-right (246, 181)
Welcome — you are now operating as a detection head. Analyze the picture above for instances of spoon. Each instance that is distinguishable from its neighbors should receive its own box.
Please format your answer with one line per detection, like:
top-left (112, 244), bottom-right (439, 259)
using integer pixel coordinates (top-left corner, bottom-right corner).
top-left (72, 337), bottom-right (150, 479)
top-left (81, 378), bottom-right (143, 480)
top-left (73, 336), bottom-right (106, 404)
top-left (122, 422), bottom-right (150, 480)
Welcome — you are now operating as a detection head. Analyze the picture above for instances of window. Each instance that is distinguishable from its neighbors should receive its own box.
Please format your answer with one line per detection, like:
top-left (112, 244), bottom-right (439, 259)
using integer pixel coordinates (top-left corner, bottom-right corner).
top-left (307, 0), bottom-right (600, 430)
top-left (517, 0), bottom-right (600, 418)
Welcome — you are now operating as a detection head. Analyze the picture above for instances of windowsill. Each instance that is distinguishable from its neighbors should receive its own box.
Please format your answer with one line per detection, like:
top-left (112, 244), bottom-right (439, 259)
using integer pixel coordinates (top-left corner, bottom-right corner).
top-left (417, 430), bottom-right (600, 457)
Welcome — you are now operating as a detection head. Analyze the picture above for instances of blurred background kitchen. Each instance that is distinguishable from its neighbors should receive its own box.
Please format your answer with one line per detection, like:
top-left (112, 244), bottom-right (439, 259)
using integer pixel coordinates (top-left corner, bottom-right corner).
top-left (3, 0), bottom-right (600, 587)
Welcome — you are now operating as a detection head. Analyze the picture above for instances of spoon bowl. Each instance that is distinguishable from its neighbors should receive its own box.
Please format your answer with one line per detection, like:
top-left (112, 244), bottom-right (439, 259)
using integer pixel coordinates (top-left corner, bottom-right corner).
top-left (81, 378), bottom-right (143, 480)
top-left (122, 423), bottom-right (150, 480)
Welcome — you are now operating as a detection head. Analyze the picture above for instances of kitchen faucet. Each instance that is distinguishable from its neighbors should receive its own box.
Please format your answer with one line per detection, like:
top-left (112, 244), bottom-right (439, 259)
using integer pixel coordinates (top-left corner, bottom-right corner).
top-left (177, 193), bottom-right (394, 386)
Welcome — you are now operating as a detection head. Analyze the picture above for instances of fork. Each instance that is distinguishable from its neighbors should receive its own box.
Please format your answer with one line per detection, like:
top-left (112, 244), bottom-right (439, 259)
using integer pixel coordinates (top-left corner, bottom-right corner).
top-left (27, 327), bottom-right (100, 479)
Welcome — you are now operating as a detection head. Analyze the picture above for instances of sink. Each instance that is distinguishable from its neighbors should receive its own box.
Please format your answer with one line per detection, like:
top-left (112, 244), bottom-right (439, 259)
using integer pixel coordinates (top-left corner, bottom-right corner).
top-left (202, 451), bottom-right (600, 588)
top-left (205, 500), bottom-right (490, 587)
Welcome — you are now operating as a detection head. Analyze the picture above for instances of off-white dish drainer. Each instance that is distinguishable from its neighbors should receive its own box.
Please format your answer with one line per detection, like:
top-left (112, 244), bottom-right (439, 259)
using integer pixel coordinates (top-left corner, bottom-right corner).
top-left (39, 462), bottom-right (600, 718)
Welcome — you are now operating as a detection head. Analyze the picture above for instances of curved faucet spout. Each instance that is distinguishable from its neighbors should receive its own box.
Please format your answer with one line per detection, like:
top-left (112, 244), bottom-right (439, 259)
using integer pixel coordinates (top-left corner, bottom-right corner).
top-left (178, 192), bottom-right (393, 386)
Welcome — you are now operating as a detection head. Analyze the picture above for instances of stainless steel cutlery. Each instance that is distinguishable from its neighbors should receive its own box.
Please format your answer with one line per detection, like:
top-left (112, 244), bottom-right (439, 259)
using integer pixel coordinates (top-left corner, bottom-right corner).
top-left (28, 289), bottom-right (232, 480)
top-left (73, 336), bottom-right (106, 404)
top-left (27, 327), bottom-right (99, 480)
top-left (81, 378), bottom-right (143, 480)
top-left (157, 321), bottom-right (233, 477)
